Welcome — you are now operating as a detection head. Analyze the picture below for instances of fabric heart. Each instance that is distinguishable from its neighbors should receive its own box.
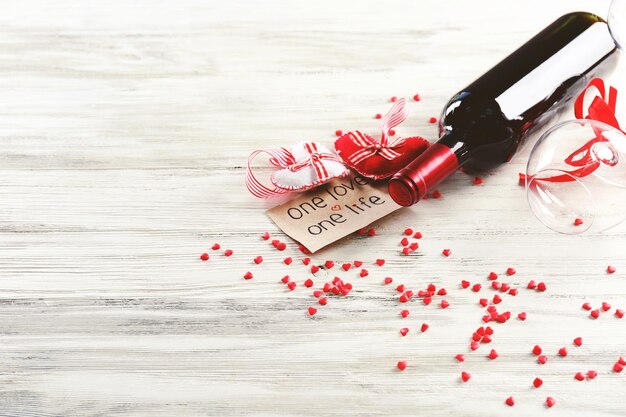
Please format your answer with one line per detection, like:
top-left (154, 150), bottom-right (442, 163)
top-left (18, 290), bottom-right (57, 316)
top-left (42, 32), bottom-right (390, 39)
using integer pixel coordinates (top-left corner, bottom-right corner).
top-left (246, 141), bottom-right (350, 198)
top-left (271, 142), bottom-right (349, 191)
top-left (334, 98), bottom-right (430, 179)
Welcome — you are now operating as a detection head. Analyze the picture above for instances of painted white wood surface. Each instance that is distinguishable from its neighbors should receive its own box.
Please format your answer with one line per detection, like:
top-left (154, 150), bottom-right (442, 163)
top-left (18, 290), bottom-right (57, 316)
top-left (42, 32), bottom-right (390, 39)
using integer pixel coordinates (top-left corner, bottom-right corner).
top-left (0, 0), bottom-right (625, 415)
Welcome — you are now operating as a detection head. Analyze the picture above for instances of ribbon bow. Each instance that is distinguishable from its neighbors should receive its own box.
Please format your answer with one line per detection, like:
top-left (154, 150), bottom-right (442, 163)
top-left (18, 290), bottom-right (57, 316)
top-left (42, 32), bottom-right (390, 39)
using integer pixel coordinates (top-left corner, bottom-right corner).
top-left (525, 78), bottom-right (623, 184)
top-left (246, 142), bottom-right (345, 198)
top-left (347, 98), bottom-right (410, 165)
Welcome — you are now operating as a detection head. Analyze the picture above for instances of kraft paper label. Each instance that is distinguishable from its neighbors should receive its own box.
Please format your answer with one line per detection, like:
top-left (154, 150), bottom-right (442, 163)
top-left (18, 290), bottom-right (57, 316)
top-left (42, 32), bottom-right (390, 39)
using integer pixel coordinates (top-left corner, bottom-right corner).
top-left (266, 175), bottom-right (402, 252)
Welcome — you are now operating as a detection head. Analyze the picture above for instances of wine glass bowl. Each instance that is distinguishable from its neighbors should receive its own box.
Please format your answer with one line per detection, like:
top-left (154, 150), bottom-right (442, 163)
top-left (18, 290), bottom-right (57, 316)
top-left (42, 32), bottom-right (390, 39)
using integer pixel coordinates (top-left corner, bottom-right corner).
top-left (526, 119), bottom-right (626, 234)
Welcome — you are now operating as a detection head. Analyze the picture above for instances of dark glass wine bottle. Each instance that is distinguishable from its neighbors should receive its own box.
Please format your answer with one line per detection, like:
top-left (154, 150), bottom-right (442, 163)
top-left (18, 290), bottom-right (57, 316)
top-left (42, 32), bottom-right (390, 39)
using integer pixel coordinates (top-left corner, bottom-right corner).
top-left (388, 12), bottom-right (620, 206)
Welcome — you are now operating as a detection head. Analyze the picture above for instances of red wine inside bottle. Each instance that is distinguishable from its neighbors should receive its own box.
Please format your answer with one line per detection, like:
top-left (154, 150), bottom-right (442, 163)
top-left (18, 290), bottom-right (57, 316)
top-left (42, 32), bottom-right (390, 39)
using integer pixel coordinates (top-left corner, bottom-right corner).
top-left (389, 12), bottom-right (619, 207)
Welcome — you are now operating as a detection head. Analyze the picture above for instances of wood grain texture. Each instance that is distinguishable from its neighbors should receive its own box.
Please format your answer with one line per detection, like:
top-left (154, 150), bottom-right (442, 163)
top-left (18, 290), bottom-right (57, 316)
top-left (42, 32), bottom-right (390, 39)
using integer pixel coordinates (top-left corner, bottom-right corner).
top-left (0, 0), bottom-right (625, 415)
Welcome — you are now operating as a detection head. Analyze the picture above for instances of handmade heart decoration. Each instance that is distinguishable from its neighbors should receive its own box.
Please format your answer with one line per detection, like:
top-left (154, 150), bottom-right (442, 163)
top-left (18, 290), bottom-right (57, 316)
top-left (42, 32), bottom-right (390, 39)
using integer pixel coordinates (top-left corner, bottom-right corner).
top-left (334, 98), bottom-right (430, 179)
top-left (246, 141), bottom-right (350, 198)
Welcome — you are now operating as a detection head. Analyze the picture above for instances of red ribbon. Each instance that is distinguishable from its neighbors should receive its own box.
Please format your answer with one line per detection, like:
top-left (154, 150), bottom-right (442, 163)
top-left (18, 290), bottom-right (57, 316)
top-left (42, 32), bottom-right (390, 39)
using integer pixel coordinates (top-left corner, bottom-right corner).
top-left (347, 98), bottom-right (409, 165)
top-left (524, 78), bottom-right (622, 184)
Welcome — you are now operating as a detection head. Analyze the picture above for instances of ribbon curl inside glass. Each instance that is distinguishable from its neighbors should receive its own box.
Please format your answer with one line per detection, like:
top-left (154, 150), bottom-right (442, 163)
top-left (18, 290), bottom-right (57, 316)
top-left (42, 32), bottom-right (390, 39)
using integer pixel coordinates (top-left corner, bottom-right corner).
top-left (246, 141), bottom-right (350, 198)
top-left (525, 78), bottom-right (626, 234)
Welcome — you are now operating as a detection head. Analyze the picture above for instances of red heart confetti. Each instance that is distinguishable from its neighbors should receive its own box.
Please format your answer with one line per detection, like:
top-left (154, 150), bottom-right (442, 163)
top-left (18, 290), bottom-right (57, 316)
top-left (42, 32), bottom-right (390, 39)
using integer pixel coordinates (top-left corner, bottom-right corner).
top-left (461, 371), bottom-right (471, 382)
top-left (546, 397), bottom-right (556, 408)
top-left (243, 271), bottom-right (253, 280)
top-left (533, 377), bottom-right (543, 388)
top-left (505, 396), bottom-right (515, 407)
top-left (200, 253), bottom-right (209, 261)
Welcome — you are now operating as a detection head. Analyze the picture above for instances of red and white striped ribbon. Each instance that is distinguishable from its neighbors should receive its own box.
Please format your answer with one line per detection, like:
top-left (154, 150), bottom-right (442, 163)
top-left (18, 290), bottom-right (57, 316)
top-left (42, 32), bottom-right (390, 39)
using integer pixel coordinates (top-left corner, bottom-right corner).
top-left (347, 98), bottom-right (409, 165)
top-left (286, 142), bottom-right (342, 181)
top-left (246, 142), bottom-right (343, 198)
top-left (246, 147), bottom-right (296, 198)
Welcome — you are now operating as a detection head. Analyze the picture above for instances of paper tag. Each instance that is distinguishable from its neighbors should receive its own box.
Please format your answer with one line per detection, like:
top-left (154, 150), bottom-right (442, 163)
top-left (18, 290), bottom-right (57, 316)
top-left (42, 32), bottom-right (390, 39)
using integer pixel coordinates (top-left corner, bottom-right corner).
top-left (266, 174), bottom-right (402, 252)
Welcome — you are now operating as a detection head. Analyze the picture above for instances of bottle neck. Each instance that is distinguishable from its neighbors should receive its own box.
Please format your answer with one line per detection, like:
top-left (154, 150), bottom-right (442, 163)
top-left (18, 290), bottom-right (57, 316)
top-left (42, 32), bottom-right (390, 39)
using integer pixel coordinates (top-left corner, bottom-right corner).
top-left (388, 137), bottom-right (461, 207)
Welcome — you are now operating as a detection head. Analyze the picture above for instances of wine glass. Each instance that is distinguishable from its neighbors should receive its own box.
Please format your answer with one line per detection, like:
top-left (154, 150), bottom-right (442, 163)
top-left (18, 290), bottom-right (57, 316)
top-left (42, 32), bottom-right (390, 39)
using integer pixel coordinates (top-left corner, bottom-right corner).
top-left (609, 0), bottom-right (626, 50)
top-left (525, 1), bottom-right (626, 234)
top-left (526, 119), bottom-right (626, 234)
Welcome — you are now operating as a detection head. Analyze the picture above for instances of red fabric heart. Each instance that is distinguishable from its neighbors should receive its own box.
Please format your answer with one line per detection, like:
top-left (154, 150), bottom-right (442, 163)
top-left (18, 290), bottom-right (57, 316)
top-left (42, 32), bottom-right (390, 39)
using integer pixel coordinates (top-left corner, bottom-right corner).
top-left (334, 98), bottom-right (430, 179)
top-left (335, 131), bottom-right (430, 179)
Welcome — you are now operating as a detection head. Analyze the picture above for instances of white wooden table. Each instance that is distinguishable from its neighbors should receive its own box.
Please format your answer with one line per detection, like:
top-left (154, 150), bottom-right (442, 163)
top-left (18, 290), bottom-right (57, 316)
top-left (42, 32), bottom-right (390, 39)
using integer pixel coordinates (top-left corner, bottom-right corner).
top-left (1, 1), bottom-right (625, 415)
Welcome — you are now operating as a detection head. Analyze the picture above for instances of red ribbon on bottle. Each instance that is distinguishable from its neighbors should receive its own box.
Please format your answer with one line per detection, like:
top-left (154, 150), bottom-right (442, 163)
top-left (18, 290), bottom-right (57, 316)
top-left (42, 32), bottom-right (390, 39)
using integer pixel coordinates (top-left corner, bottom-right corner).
top-left (523, 78), bottom-right (623, 184)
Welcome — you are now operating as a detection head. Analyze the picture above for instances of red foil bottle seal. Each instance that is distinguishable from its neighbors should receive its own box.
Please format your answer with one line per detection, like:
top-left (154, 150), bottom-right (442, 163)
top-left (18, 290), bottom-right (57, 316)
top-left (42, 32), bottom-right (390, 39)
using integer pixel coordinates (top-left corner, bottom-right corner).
top-left (388, 143), bottom-right (459, 206)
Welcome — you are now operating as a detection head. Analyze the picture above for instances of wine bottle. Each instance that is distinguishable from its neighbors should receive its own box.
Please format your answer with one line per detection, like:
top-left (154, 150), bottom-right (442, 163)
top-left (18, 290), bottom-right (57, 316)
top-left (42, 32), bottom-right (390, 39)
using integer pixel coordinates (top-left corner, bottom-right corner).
top-left (388, 12), bottom-right (620, 206)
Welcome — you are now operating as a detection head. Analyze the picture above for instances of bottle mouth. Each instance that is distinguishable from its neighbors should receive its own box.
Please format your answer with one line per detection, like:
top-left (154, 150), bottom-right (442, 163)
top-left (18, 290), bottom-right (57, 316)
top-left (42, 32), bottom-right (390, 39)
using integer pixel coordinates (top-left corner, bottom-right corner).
top-left (388, 176), bottom-right (419, 207)
top-left (388, 143), bottom-right (459, 207)
top-left (526, 169), bottom-right (595, 234)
